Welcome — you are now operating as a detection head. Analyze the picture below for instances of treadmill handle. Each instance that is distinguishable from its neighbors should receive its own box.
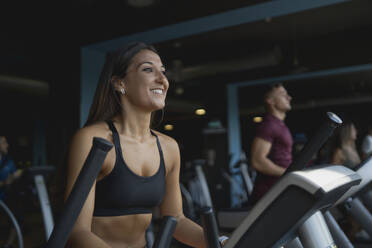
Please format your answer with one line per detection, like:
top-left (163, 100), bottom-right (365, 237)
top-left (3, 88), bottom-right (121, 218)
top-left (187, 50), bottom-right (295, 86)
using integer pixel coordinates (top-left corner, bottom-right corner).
top-left (285, 112), bottom-right (342, 174)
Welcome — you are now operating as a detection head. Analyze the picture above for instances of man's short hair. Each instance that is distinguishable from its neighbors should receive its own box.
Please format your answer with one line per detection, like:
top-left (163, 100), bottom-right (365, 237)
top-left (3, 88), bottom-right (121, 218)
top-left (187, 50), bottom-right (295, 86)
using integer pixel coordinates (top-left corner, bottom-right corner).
top-left (263, 83), bottom-right (283, 102)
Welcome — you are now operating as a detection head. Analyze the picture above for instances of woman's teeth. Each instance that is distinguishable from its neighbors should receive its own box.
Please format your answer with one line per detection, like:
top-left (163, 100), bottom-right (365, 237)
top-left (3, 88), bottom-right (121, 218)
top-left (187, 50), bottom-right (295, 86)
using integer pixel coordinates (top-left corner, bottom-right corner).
top-left (151, 89), bottom-right (163, 94)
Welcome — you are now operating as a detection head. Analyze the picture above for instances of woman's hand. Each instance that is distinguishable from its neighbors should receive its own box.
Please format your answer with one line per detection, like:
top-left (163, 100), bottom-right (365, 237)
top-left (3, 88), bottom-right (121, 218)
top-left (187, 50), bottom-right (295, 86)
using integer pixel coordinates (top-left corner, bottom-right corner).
top-left (219, 236), bottom-right (229, 246)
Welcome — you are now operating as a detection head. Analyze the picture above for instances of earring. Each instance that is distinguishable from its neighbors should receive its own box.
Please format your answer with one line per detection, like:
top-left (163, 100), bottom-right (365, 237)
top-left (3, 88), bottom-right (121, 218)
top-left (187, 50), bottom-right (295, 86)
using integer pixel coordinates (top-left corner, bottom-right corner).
top-left (120, 88), bottom-right (126, 95)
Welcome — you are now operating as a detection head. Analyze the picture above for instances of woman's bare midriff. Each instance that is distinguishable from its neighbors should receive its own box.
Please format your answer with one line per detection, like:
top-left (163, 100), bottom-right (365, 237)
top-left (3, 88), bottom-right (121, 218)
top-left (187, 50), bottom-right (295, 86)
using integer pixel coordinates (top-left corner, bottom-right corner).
top-left (92, 213), bottom-right (152, 248)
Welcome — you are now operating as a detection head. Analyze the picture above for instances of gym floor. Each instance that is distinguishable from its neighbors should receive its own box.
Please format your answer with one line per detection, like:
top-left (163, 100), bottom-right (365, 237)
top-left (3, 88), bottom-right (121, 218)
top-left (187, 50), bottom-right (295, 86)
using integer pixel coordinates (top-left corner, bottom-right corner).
top-left (20, 212), bottom-right (45, 248)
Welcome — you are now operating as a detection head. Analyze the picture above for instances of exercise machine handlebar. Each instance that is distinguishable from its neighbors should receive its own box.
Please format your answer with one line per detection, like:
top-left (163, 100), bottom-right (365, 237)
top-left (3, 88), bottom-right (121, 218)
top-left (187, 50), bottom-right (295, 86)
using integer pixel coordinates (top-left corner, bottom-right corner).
top-left (200, 207), bottom-right (222, 248)
top-left (152, 216), bottom-right (178, 248)
top-left (45, 137), bottom-right (113, 248)
top-left (285, 112), bottom-right (342, 175)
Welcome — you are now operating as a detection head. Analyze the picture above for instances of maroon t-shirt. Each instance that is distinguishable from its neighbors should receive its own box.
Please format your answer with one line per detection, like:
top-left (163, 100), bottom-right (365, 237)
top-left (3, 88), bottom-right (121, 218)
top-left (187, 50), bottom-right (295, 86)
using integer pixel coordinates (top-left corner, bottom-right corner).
top-left (251, 114), bottom-right (293, 203)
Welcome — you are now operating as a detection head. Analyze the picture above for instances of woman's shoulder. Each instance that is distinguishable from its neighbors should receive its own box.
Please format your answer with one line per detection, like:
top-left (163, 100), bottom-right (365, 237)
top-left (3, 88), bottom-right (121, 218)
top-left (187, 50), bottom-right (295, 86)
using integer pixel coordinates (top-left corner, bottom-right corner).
top-left (71, 121), bottom-right (111, 145)
top-left (151, 130), bottom-right (179, 151)
top-left (151, 130), bottom-right (180, 171)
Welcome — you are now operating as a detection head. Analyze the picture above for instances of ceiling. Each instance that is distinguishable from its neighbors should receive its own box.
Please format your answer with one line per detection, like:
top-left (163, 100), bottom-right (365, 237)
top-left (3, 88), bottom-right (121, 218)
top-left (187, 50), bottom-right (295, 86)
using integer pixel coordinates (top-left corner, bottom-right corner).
top-left (1, 0), bottom-right (372, 163)
top-left (1, 0), bottom-right (372, 126)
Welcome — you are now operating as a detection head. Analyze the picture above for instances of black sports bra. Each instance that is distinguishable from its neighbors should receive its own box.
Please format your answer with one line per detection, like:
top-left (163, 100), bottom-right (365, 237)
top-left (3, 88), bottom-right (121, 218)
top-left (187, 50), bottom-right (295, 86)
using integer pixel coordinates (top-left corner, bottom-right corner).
top-left (93, 120), bottom-right (166, 216)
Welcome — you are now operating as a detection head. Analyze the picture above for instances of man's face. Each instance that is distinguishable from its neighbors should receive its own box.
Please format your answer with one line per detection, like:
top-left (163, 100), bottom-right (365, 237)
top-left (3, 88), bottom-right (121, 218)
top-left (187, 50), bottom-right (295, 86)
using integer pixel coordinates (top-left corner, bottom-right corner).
top-left (268, 86), bottom-right (292, 112)
top-left (0, 137), bottom-right (9, 155)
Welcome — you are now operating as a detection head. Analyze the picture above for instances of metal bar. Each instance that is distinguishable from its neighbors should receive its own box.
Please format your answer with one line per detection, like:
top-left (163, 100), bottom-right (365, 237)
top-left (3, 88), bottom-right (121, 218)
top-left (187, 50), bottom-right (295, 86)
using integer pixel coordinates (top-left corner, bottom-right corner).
top-left (0, 200), bottom-right (24, 248)
top-left (180, 183), bottom-right (196, 220)
top-left (34, 175), bottom-right (54, 240)
top-left (227, 85), bottom-right (244, 207)
top-left (240, 95), bottom-right (372, 115)
top-left (285, 237), bottom-right (304, 248)
top-left (146, 222), bottom-right (155, 248)
top-left (85, 0), bottom-right (350, 52)
top-left (298, 211), bottom-right (336, 248)
top-left (152, 216), bottom-right (178, 248)
top-left (361, 189), bottom-right (372, 212)
top-left (346, 197), bottom-right (372, 237)
top-left (45, 137), bottom-right (113, 248)
top-left (234, 63), bottom-right (372, 88)
top-left (240, 163), bottom-right (254, 195)
top-left (285, 112), bottom-right (342, 174)
top-left (195, 163), bottom-right (213, 208)
top-left (200, 207), bottom-right (222, 248)
top-left (323, 210), bottom-right (354, 248)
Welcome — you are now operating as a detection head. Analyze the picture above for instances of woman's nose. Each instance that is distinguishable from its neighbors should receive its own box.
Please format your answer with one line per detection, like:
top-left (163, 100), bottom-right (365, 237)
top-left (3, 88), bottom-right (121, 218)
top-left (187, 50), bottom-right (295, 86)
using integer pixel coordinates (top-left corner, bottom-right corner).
top-left (156, 70), bottom-right (168, 86)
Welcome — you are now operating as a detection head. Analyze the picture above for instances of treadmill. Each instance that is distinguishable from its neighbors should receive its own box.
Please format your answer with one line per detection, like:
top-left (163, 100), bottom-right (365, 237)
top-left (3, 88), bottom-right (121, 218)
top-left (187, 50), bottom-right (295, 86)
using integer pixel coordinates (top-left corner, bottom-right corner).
top-left (222, 165), bottom-right (360, 248)
top-left (200, 112), bottom-right (362, 247)
top-left (323, 156), bottom-right (372, 247)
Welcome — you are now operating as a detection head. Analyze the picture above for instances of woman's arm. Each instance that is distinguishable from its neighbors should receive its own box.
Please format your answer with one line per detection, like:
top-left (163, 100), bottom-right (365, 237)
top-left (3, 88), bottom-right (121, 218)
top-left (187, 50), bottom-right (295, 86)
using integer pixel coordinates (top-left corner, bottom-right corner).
top-left (160, 137), bottom-right (206, 248)
top-left (65, 128), bottom-right (111, 248)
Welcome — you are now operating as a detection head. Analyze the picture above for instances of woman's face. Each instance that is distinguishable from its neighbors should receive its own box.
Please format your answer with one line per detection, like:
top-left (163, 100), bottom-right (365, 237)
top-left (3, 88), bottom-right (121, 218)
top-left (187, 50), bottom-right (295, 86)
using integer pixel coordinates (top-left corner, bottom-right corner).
top-left (123, 49), bottom-right (169, 111)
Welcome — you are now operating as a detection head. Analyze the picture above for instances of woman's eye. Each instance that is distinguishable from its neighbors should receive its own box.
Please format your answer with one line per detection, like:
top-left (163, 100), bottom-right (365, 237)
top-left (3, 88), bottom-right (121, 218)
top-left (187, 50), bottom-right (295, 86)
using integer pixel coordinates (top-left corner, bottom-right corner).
top-left (161, 70), bottom-right (166, 75)
top-left (143, 67), bottom-right (153, 72)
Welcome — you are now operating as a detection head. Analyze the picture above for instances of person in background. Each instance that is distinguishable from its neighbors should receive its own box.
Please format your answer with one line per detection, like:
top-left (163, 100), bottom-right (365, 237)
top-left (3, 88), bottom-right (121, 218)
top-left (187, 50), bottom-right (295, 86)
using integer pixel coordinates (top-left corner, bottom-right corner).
top-left (329, 122), bottom-right (361, 169)
top-left (250, 83), bottom-right (293, 204)
top-left (0, 136), bottom-right (23, 248)
top-left (328, 121), bottom-right (362, 240)
top-left (361, 125), bottom-right (372, 160)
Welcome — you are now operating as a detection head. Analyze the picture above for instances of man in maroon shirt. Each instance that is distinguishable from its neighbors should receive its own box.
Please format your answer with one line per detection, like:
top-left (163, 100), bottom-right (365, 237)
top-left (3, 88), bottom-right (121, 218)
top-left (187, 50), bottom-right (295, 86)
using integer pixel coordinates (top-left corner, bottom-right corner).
top-left (250, 83), bottom-right (293, 203)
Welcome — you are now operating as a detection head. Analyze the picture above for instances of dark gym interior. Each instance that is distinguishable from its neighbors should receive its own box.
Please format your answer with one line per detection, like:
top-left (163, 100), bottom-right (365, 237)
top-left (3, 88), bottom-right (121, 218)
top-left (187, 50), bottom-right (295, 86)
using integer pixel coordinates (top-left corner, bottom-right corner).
top-left (1, 0), bottom-right (372, 247)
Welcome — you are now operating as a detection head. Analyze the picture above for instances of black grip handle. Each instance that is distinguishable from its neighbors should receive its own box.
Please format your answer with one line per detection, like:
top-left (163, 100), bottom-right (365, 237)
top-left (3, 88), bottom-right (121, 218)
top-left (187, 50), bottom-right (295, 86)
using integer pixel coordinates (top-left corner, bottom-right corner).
top-left (285, 112), bottom-right (342, 174)
top-left (200, 207), bottom-right (222, 248)
top-left (45, 137), bottom-right (113, 248)
top-left (153, 216), bottom-right (178, 248)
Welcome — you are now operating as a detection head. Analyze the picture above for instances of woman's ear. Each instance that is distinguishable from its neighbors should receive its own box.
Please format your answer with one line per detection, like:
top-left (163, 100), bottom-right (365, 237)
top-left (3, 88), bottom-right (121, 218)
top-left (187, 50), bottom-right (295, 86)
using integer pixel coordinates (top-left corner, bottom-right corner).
top-left (111, 76), bottom-right (126, 93)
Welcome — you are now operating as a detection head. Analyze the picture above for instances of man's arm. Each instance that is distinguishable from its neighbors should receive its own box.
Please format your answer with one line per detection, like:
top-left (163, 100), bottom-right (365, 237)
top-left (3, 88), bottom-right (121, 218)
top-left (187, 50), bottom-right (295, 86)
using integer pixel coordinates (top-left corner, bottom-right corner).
top-left (251, 137), bottom-right (285, 176)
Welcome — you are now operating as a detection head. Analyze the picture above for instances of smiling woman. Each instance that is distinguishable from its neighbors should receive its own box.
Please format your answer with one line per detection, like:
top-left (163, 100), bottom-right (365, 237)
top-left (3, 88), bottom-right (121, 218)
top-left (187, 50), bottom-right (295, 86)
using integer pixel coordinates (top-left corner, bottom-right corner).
top-left (63, 42), bottom-right (212, 248)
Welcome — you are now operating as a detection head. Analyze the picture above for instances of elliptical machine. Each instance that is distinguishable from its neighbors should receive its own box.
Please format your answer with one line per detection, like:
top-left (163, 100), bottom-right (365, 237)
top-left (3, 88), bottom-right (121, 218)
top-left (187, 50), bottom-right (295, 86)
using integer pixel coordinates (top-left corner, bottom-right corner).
top-left (0, 199), bottom-right (24, 248)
